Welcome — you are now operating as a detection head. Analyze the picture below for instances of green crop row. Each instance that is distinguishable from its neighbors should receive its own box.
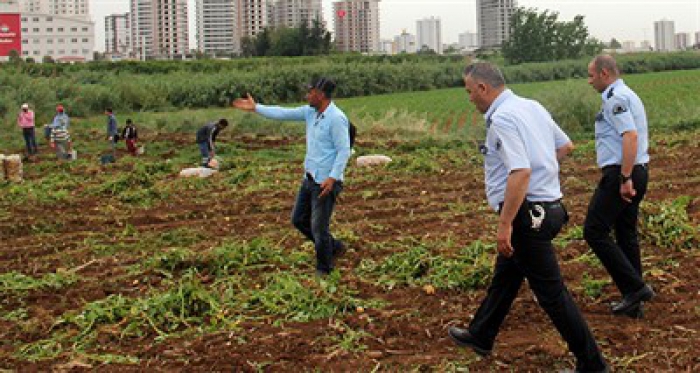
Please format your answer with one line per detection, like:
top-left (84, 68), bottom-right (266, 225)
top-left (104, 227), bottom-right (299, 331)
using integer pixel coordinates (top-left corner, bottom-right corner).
top-left (0, 52), bottom-right (699, 126)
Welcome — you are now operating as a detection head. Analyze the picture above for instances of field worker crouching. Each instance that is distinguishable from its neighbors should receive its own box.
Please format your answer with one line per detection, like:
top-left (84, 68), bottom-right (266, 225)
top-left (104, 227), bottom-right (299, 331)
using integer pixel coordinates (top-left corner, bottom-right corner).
top-left (232, 77), bottom-right (351, 277)
top-left (447, 62), bottom-right (609, 373)
top-left (196, 119), bottom-right (228, 168)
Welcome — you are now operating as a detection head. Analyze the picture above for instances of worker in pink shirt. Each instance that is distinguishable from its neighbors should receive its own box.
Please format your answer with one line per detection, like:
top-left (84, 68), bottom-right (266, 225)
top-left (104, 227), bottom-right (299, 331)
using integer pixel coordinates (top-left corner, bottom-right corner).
top-left (18, 103), bottom-right (38, 157)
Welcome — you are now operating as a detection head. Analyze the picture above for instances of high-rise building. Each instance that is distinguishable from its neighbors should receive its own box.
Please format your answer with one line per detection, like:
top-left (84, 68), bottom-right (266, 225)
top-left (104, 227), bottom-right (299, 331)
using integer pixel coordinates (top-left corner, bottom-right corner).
top-left (654, 19), bottom-right (676, 52)
top-left (105, 13), bottom-right (131, 58)
top-left (378, 38), bottom-right (393, 54)
top-left (476, 0), bottom-right (515, 49)
top-left (196, 0), bottom-right (237, 55)
top-left (622, 41), bottom-right (636, 52)
top-left (458, 31), bottom-right (479, 51)
top-left (235, 0), bottom-right (270, 42)
top-left (416, 16), bottom-right (441, 54)
top-left (695, 31), bottom-right (700, 46)
top-left (640, 40), bottom-right (651, 51)
top-left (270, 0), bottom-right (322, 28)
top-left (675, 32), bottom-right (690, 50)
top-left (131, 0), bottom-right (189, 60)
top-left (394, 31), bottom-right (415, 54)
top-left (19, 12), bottom-right (94, 61)
top-left (333, 0), bottom-right (380, 53)
top-left (20, 0), bottom-right (89, 21)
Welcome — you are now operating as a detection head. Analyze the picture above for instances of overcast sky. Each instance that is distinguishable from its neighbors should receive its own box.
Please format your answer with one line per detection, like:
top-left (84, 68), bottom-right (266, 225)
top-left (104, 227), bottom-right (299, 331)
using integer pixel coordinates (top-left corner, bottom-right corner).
top-left (90, 0), bottom-right (700, 51)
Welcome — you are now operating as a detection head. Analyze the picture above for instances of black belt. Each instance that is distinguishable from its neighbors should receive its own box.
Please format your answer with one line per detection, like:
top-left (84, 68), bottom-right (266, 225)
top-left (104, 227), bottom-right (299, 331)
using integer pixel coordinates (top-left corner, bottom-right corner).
top-left (498, 199), bottom-right (562, 213)
top-left (527, 199), bottom-right (562, 208)
top-left (601, 163), bottom-right (647, 172)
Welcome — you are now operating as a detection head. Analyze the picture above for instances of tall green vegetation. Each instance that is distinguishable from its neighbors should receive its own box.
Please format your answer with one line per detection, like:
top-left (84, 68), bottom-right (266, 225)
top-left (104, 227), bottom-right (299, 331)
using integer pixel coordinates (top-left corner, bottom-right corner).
top-left (240, 19), bottom-right (333, 57)
top-left (0, 52), bottom-right (699, 125)
top-left (502, 8), bottom-right (603, 64)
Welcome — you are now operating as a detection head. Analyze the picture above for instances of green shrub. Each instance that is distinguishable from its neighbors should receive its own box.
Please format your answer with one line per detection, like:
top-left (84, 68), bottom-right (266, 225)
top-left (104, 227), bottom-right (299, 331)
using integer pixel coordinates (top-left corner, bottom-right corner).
top-left (640, 196), bottom-right (699, 250)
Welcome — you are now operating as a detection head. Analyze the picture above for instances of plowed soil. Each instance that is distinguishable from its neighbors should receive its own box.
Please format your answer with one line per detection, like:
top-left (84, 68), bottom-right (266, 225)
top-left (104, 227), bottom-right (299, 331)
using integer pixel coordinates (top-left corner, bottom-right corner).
top-left (1, 131), bottom-right (699, 372)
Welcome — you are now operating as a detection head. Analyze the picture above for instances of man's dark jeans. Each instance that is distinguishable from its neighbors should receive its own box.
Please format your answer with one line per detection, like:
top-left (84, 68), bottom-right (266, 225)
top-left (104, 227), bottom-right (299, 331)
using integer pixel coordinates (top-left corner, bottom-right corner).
top-left (584, 164), bottom-right (648, 296)
top-left (468, 201), bottom-right (607, 372)
top-left (22, 127), bottom-right (38, 155)
top-left (291, 176), bottom-right (343, 273)
top-left (197, 142), bottom-right (211, 167)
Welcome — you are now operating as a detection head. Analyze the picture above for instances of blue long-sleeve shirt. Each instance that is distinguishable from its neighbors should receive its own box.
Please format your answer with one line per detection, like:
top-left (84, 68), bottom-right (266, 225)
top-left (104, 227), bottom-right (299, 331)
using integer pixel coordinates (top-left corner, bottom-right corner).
top-left (255, 102), bottom-right (351, 182)
top-left (107, 114), bottom-right (118, 136)
top-left (51, 113), bottom-right (70, 130)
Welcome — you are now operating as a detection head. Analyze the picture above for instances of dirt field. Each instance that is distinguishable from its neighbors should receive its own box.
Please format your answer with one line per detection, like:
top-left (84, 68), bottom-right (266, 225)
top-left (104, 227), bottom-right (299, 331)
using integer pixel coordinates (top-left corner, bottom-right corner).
top-left (1, 130), bottom-right (699, 372)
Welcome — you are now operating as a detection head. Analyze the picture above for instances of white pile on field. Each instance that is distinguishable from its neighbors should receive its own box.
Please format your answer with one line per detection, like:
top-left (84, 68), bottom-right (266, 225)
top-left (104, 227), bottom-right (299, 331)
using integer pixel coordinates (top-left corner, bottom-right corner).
top-left (356, 155), bottom-right (392, 167)
top-left (179, 167), bottom-right (218, 178)
top-left (3, 154), bottom-right (23, 183)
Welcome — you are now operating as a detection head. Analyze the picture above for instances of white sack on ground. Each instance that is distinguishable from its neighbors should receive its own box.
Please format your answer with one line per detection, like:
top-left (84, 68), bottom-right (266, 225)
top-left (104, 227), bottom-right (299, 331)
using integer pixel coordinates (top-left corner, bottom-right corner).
top-left (179, 167), bottom-right (218, 178)
top-left (356, 155), bottom-right (392, 167)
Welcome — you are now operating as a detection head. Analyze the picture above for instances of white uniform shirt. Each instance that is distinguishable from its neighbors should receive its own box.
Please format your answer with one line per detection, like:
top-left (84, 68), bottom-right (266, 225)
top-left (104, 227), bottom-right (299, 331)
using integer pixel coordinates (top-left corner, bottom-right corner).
top-left (482, 89), bottom-right (571, 210)
top-left (595, 79), bottom-right (650, 168)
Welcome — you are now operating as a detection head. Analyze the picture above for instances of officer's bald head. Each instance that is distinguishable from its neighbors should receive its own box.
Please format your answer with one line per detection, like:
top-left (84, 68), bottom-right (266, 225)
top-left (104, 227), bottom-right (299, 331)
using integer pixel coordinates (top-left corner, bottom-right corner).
top-left (464, 63), bottom-right (506, 89)
top-left (591, 55), bottom-right (620, 77)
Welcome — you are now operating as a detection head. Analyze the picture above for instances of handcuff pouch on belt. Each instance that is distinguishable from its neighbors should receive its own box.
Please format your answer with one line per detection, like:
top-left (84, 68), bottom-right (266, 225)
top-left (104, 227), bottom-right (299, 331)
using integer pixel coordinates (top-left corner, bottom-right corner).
top-left (529, 204), bottom-right (546, 231)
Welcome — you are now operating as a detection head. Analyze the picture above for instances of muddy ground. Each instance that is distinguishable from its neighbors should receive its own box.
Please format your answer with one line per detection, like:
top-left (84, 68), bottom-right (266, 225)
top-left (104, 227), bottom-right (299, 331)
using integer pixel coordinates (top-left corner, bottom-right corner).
top-left (1, 131), bottom-right (699, 372)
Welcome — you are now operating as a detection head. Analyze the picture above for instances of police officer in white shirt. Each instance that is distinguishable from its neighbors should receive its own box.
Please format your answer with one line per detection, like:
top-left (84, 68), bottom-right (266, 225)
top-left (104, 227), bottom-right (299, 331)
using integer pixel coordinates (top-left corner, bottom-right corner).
top-left (448, 63), bottom-right (608, 372)
top-left (584, 55), bottom-right (654, 318)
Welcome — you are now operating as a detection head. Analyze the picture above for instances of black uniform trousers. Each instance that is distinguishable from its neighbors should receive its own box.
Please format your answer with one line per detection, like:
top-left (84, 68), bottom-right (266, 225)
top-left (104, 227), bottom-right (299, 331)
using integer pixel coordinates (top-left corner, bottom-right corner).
top-left (584, 164), bottom-right (648, 296)
top-left (469, 201), bottom-right (606, 372)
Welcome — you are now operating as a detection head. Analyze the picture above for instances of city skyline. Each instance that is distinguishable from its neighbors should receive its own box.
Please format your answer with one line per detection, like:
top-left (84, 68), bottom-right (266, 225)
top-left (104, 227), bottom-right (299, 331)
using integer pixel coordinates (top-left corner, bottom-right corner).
top-left (85, 0), bottom-right (700, 51)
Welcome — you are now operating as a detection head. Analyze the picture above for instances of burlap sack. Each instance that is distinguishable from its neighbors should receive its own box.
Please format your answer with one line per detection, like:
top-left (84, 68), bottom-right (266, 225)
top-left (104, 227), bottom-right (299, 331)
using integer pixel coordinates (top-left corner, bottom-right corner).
top-left (0, 154), bottom-right (5, 181)
top-left (4, 155), bottom-right (23, 183)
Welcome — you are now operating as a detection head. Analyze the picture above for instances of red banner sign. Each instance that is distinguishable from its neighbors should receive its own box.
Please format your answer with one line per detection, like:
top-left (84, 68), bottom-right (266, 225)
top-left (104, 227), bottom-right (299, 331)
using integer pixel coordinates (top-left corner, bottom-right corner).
top-left (0, 13), bottom-right (22, 57)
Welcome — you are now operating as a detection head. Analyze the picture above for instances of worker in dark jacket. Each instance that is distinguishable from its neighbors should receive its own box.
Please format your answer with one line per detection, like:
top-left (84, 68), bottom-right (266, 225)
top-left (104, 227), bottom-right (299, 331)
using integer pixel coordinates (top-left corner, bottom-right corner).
top-left (196, 119), bottom-right (228, 167)
top-left (122, 119), bottom-right (139, 156)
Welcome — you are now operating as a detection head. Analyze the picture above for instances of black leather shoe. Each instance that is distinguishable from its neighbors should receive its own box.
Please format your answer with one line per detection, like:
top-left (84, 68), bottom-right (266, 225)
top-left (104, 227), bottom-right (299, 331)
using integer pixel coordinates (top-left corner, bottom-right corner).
top-left (448, 326), bottom-right (492, 356)
top-left (612, 284), bottom-right (654, 315)
top-left (611, 301), bottom-right (644, 319)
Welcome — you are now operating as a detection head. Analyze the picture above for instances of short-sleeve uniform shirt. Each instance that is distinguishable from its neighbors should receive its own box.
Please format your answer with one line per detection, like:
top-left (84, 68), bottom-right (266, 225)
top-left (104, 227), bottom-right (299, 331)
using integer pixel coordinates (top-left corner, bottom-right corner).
top-left (595, 79), bottom-right (649, 168)
top-left (483, 89), bottom-right (571, 211)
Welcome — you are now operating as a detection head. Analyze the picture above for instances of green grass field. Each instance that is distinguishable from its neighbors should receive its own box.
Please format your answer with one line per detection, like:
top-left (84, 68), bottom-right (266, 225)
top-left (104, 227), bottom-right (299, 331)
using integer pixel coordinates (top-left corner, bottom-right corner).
top-left (1, 68), bottom-right (699, 371)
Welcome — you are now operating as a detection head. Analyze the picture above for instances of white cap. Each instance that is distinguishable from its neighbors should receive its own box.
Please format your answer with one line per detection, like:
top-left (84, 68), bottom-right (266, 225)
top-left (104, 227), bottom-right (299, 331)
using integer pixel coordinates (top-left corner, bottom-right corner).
top-left (21, 103), bottom-right (29, 109)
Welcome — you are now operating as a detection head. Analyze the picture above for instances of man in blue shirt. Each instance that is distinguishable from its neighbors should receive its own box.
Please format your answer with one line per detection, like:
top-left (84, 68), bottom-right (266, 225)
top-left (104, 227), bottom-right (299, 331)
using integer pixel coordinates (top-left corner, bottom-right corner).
top-left (448, 63), bottom-right (608, 372)
top-left (106, 108), bottom-right (119, 152)
top-left (584, 55), bottom-right (654, 318)
top-left (232, 78), bottom-right (351, 276)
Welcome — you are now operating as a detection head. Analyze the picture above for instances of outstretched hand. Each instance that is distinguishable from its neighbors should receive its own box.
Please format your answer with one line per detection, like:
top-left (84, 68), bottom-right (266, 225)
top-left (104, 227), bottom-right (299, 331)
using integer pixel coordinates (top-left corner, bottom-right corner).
top-left (232, 93), bottom-right (257, 112)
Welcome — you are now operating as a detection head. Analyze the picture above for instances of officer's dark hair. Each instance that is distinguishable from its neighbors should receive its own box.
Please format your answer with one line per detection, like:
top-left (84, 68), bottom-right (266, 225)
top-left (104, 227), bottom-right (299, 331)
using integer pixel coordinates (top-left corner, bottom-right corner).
top-left (218, 118), bottom-right (229, 127)
top-left (463, 63), bottom-right (506, 88)
top-left (309, 77), bottom-right (336, 99)
top-left (592, 55), bottom-right (620, 76)
top-left (126, 119), bottom-right (133, 125)
top-left (106, 108), bottom-right (113, 113)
